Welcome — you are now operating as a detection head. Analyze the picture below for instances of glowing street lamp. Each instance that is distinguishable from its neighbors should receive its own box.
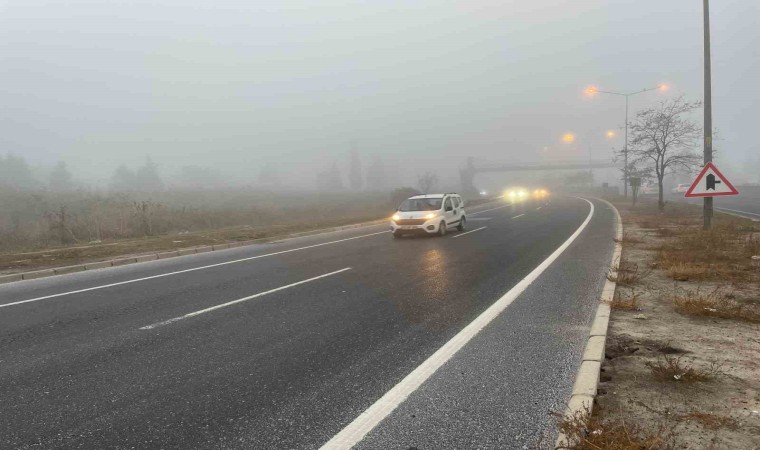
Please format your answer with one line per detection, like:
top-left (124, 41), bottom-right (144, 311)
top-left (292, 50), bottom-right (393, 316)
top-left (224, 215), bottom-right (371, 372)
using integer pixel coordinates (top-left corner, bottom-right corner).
top-left (584, 83), bottom-right (669, 197)
top-left (562, 132), bottom-right (576, 143)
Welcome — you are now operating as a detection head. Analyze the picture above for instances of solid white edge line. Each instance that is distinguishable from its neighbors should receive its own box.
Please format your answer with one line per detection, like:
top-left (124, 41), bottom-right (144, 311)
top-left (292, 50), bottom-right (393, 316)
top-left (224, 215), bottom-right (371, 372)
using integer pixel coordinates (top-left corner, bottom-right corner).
top-left (512, 213), bottom-right (525, 219)
top-left (715, 207), bottom-right (760, 217)
top-left (555, 197), bottom-right (621, 449)
top-left (536, 206), bottom-right (542, 210)
top-left (450, 226), bottom-right (487, 238)
top-left (0, 232), bottom-right (387, 309)
top-left (320, 198), bottom-right (595, 450)
top-left (140, 268), bottom-right (351, 330)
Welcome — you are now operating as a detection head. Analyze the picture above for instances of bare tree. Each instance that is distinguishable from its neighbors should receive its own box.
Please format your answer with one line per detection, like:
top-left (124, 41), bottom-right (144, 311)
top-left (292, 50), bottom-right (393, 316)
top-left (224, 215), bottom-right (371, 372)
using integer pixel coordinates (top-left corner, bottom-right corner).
top-left (417, 172), bottom-right (438, 194)
top-left (627, 96), bottom-right (702, 211)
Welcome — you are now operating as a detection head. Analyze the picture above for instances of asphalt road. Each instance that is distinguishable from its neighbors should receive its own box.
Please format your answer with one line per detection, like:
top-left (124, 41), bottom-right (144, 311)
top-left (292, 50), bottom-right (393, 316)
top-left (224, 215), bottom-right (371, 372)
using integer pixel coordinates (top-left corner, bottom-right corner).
top-left (666, 185), bottom-right (760, 220)
top-left (0, 196), bottom-right (617, 449)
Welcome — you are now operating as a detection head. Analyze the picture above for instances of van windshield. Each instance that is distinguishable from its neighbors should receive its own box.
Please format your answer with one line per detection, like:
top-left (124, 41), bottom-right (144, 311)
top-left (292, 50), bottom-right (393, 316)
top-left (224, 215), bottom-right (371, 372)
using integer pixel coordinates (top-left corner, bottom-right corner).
top-left (398, 198), bottom-right (442, 211)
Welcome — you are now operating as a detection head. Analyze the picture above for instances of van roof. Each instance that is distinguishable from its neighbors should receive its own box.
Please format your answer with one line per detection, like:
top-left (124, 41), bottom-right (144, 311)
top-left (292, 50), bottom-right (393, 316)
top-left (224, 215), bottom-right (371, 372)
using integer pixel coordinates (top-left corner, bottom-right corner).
top-left (409, 193), bottom-right (451, 199)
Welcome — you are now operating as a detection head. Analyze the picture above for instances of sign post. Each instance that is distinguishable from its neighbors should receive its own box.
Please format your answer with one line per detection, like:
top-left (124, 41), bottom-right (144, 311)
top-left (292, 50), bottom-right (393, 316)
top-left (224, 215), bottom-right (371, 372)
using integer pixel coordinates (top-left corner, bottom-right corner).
top-left (629, 176), bottom-right (641, 206)
top-left (703, 0), bottom-right (713, 228)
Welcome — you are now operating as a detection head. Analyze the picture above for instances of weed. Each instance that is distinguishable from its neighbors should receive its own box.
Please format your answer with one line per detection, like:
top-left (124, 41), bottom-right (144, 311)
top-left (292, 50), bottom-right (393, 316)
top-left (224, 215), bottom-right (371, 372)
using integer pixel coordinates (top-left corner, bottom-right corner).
top-left (606, 290), bottom-right (641, 311)
top-left (745, 234), bottom-right (760, 256)
top-left (665, 262), bottom-right (709, 281)
top-left (672, 285), bottom-right (760, 323)
top-left (555, 407), bottom-right (677, 450)
top-left (658, 222), bottom-right (758, 282)
top-left (646, 355), bottom-right (722, 383)
top-left (607, 259), bottom-right (650, 285)
top-left (678, 411), bottom-right (738, 431)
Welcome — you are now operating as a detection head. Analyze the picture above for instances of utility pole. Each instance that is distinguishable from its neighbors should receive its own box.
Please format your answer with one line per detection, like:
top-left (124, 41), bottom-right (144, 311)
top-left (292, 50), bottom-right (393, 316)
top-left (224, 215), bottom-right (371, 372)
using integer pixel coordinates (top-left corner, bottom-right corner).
top-left (703, 0), bottom-right (713, 229)
top-left (624, 96), bottom-right (629, 198)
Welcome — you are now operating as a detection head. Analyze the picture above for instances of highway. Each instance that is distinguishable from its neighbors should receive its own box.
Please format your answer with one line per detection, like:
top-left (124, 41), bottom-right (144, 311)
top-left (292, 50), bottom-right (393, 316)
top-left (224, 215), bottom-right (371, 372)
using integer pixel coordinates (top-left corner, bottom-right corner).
top-left (668, 185), bottom-right (760, 221)
top-left (0, 196), bottom-right (617, 449)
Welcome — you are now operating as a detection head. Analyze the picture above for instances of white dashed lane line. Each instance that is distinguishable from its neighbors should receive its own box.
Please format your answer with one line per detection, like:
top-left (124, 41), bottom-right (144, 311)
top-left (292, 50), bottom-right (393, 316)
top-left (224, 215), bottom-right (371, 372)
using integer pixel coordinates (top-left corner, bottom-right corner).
top-left (139, 268), bottom-right (352, 330)
top-left (450, 227), bottom-right (487, 239)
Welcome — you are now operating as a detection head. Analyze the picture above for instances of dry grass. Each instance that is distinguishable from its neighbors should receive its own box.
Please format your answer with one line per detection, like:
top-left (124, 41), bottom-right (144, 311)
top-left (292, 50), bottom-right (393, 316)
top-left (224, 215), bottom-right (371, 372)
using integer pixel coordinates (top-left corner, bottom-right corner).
top-left (665, 263), bottom-right (709, 281)
top-left (607, 259), bottom-right (650, 285)
top-left (658, 221), bottom-right (759, 282)
top-left (646, 355), bottom-right (722, 383)
top-left (606, 290), bottom-right (641, 311)
top-left (672, 286), bottom-right (760, 323)
top-left (556, 407), bottom-right (677, 450)
top-left (746, 233), bottom-right (760, 255)
top-left (0, 189), bottom-right (395, 253)
top-left (678, 411), bottom-right (738, 431)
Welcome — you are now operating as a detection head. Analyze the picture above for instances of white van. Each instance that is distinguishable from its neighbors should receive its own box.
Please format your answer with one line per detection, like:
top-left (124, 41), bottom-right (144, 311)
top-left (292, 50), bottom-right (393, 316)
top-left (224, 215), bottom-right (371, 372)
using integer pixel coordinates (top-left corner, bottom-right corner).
top-left (390, 193), bottom-right (466, 238)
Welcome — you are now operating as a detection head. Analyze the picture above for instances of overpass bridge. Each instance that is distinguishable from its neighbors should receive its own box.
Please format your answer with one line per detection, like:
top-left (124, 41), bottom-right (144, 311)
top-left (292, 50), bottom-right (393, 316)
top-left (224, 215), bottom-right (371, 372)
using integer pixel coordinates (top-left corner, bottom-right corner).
top-left (459, 157), bottom-right (620, 192)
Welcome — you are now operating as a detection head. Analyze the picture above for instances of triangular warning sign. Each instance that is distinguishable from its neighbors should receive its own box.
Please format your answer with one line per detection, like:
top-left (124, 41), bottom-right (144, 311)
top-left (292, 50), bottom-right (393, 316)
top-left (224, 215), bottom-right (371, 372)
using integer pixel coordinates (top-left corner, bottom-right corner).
top-left (684, 162), bottom-right (739, 197)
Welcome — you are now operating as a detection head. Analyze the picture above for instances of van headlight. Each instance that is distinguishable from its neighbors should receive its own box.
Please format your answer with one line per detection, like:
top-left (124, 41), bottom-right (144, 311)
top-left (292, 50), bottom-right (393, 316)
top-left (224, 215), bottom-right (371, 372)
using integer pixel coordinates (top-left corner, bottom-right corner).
top-left (424, 213), bottom-right (437, 220)
top-left (392, 214), bottom-right (400, 221)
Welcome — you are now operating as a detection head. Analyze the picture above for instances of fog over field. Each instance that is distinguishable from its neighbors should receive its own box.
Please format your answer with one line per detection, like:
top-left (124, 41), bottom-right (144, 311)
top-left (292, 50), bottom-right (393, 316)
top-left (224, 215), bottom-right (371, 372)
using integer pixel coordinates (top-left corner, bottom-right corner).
top-left (1, 0), bottom-right (759, 190)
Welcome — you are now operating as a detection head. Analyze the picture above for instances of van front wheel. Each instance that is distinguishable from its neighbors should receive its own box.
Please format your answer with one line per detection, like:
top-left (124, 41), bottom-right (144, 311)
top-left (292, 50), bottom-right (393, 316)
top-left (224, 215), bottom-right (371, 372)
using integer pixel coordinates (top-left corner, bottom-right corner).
top-left (438, 221), bottom-right (447, 237)
top-left (457, 216), bottom-right (466, 231)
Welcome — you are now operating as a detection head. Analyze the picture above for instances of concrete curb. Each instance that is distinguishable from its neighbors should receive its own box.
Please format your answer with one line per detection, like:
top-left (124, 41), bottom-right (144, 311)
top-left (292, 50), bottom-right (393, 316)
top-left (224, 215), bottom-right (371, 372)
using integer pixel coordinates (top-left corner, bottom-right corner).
top-left (0, 218), bottom-right (389, 285)
top-left (555, 197), bottom-right (622, 449)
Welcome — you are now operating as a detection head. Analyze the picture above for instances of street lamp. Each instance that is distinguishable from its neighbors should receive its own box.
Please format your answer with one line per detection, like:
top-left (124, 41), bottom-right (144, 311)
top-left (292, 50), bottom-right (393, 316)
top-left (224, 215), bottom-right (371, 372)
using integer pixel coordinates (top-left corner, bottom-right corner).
top-left (585, 84), bottom-right (668, 197)
top-left (560, 130), bottom-right (617, 189)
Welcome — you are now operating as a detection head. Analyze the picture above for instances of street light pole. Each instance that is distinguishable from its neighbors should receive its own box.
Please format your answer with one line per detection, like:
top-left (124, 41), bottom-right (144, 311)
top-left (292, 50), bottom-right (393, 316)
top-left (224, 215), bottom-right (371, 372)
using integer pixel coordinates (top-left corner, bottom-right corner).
top-left (586, 85), bottom-right (666, 197)
top-left (624, 95), bottom-right (629, 197)
top-left (703, 0), bottom-right (713, 229)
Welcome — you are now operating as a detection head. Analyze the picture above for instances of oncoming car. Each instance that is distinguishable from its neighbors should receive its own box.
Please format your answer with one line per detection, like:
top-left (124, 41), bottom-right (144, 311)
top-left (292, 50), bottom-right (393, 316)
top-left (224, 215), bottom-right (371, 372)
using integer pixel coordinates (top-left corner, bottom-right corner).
top-left (390, 193), bottom-right (466, 238)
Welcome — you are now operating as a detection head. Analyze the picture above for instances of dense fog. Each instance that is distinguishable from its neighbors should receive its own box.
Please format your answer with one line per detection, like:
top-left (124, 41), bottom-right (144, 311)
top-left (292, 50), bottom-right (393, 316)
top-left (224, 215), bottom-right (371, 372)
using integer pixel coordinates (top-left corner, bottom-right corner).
top-left (2, 0), bottom-right (759, 192)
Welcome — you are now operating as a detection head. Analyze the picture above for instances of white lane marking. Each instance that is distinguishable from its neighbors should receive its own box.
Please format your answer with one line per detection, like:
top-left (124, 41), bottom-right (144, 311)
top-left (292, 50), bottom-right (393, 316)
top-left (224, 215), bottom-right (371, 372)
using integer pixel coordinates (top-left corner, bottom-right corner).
top-left (716, 207), bottom-right (760, 217)
top-left (140, 268), bottom-right (351, 330)
top-left (320, 199), bottom-right (596, 450)
top-left (450, 227), bottom-right (486, 238)
top-left (512, 213), bottom-right (525, 219)
top-left (467, 217), bottom-right (492, 221)
top-left (536, 206), bottom-right (542, 211)
top-left (469, 203), bottom-right (513, 216)
top-left (0, 231), bottom-right (387, 309)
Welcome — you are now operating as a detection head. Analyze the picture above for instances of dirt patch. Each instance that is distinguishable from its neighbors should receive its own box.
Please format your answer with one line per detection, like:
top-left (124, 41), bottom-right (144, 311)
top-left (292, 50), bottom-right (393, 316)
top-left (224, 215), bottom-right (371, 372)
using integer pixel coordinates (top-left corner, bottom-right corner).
top-left (591, 199), bottom-right (760, 449)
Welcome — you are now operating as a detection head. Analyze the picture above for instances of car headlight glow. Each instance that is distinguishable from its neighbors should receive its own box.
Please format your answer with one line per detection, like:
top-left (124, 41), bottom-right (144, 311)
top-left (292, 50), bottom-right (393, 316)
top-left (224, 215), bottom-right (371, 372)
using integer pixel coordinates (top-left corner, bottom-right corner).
top-left (392, 214), bottom-right (400, 221)
top-left (424, 213), bottom-right (437, 220)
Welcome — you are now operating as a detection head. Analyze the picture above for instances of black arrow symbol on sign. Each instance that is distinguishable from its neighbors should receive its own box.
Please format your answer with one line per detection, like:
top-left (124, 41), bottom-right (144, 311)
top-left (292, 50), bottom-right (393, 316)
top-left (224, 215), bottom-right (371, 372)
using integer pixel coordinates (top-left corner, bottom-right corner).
top-left (706, 174), bottom-right (721, 190)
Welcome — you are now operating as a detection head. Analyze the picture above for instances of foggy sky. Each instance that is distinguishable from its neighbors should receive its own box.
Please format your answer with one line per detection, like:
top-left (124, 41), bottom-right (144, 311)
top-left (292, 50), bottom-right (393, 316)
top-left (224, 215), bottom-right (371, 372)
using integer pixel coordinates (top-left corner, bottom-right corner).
top-left (1, 0), bottom-right (758, 187)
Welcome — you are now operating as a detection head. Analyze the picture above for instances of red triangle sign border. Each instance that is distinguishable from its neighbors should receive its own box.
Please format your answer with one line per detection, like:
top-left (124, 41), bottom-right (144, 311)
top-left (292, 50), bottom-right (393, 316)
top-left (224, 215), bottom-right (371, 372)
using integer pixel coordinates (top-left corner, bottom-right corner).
top-left (684, 161), bottom-right (739, 197)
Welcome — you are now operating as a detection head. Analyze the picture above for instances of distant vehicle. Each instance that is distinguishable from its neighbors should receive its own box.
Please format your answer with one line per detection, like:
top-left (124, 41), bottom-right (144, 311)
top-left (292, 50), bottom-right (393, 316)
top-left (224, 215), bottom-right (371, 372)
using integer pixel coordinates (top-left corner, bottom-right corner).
top-left (639, 184), bottom-right (657, 195)
top-left (504, 188), bottom-right (529, 201)
top-left (391, 193), bottom-right (466, 238)
top-left (503, 187), bottom-right (549, 201)
top-left (672, 183), bottom-right (689, 194)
